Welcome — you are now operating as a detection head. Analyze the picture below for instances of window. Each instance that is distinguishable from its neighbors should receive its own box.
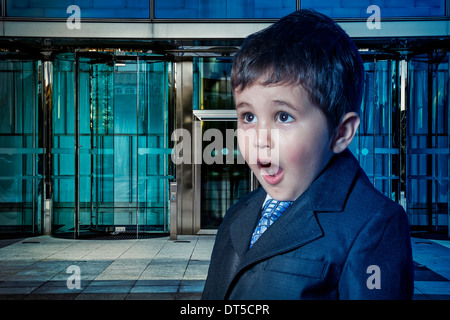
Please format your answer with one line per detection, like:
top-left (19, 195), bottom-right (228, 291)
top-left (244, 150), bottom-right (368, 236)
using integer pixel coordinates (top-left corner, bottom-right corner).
top-left (6, 0), bottom-right (150, 18)
top-left (301, 0), bottom-right (445, 18)
top-left (193, 57), bottom-right (235, 110)
top-left (155, 0), bottom-right (296, 19)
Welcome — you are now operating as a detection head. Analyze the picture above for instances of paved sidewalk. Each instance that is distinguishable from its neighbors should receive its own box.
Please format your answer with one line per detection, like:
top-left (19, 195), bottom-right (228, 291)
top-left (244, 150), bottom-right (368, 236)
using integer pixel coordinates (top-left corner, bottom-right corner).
top-left (411, 236), bottom-right (450, 300)
top-left (0, 233), bottom-right (449, 300)
top-left (0, 235), bottom-right (214, 300)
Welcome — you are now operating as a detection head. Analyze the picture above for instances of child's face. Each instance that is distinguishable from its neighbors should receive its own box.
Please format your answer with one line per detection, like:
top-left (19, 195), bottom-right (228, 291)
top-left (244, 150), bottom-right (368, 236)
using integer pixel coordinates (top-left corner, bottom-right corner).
top-left (235, 82), bottom-right (334, 201)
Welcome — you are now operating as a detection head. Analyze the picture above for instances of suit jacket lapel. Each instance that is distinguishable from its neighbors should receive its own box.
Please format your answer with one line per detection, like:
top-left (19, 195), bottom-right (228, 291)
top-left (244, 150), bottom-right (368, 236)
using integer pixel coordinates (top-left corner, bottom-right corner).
top-left (229, 188), bottom-right (266, 258)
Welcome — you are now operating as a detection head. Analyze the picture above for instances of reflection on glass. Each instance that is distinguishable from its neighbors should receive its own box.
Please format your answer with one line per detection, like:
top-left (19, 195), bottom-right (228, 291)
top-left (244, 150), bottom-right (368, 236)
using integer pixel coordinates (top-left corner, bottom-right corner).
top-left (349, 58), bottom-right (400, 202)
top-left (52, 54), bottom-right (76, 234)
top-left (407, 53), bottom-right (449, 231)
top-left (200, 120), bottom-right (250, 229)
top-left (0, 59), bottom-right (40, 234)
top-left (194, 57), bottom-right (235, 110)
top-left (52, 53), bottom-right (171, 236)
top-left (301, 0), bottom-right (445, 18)
top-left (6, 0), bottom-right (149, 18)
top-left (155, 0), bottom-right (295, 19)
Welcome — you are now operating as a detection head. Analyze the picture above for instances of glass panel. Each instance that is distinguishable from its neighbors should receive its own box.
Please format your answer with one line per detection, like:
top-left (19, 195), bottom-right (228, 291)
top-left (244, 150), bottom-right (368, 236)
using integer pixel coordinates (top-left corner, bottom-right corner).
top-left (52, 54), bottom-right (76, 234)
top-left (200, 120), bottom-right (250, 229)
top-left (407, 53), bottom-right (449, 232)
top-left (155, 0), bottom-right (295, 19)
top-left (52, 52), bottom-right (171, 237)
top-left (301, 0), bottom-right (445, 18)
top-left (79, 59), bottom-right (114, 233)
top-left (349, 57), bottom-right (400, 202)
top-left (6, 0), bottom-right (150, 18)
top-left (136, 59), bottom-right (171, 233)
top-left (193, 57), bottom-right (234, 110)
top-left (0, 58), bottom-right (41, 234)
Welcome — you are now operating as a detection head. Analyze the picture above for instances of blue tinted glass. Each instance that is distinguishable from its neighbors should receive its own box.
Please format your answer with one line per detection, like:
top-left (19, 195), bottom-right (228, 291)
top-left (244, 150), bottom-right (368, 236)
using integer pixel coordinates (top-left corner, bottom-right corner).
top-left (155, 0), bottom-right (296, 19)
top-left (0, 59), bottom-right (41, 234)
top-left (301, 0), bottom-right (445, 18)
top-left (193, 57), bottom-right (234, 110)
top-left (51, 53), bottom-right (171, 235)
top-left (6, 0), bottom-right (150, 18)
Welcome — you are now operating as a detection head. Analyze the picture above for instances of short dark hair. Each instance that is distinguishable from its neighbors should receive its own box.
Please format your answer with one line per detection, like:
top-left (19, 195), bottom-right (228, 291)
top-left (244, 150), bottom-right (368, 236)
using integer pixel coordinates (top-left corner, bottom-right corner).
top-left (231, 9), bottom-right (364, 133)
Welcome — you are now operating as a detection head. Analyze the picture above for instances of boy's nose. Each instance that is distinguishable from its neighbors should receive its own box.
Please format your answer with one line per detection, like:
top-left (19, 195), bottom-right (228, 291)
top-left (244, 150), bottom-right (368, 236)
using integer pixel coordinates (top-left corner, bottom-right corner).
top-left (255, 128), bottom-right (272, 149)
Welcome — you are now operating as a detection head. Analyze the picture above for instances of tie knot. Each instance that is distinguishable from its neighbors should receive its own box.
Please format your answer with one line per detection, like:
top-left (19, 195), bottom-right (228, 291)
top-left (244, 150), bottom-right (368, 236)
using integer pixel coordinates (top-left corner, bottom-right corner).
top-left (249, 198), bottom-right (292, 248)
top-left (263, 199), bottom-right (292, 215)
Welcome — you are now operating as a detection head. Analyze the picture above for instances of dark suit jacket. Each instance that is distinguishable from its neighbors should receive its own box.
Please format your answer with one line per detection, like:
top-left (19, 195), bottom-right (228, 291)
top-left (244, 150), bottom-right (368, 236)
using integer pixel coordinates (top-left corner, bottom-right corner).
top-left (202, 149), bottom-right (414, 300)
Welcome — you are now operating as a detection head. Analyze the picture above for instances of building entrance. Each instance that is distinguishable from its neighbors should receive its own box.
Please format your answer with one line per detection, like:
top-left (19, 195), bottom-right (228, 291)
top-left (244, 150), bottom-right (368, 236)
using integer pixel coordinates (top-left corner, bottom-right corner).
top-left (0, 51), bottom-right (173, 238)
top-left (193, 110), bottom-right (253, 231)
top-left (51, 52), bottom-right (173, 238)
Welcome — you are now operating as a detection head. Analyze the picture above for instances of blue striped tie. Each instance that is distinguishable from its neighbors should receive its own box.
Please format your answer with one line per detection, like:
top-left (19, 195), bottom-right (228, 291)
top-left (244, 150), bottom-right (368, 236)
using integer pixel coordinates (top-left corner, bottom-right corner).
top-left (249, 199), bottom-right (292, 248)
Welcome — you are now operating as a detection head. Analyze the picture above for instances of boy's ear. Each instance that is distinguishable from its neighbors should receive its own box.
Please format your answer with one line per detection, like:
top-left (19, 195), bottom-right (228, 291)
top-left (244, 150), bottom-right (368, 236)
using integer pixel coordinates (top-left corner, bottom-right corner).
top-left (331, 112), bottom-right (360, 154)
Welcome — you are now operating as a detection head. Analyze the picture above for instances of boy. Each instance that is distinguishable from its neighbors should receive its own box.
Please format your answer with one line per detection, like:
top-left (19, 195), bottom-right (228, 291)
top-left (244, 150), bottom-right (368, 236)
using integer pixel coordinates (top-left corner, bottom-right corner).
top-left (202, 9), bottom-right (414, 300)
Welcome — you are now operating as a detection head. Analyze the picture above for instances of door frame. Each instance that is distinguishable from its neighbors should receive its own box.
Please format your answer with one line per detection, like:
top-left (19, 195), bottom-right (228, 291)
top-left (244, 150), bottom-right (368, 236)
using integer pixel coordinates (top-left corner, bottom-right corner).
top-left (192, 109), bottom-right (257, 234)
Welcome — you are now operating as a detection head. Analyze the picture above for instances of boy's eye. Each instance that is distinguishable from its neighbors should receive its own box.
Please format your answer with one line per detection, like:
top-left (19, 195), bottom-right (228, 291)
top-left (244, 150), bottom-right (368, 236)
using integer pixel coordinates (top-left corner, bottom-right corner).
top-left (277, 111), bottom-right (294, 123)
top-left (243, 112), bottom-right (257, 123)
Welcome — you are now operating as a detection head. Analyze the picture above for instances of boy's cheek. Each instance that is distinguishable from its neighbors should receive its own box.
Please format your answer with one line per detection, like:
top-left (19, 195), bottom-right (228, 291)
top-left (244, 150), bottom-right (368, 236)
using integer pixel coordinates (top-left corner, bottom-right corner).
top-left (279, 143), bottom-right (302, 165)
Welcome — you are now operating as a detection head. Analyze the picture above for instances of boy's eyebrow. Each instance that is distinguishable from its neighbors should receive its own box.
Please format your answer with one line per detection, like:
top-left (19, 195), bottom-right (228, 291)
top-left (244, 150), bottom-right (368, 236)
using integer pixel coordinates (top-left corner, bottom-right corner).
top-left (272, 99), bottom-right (299, 112)
top-left (236, 102), bottom-right (251, 110)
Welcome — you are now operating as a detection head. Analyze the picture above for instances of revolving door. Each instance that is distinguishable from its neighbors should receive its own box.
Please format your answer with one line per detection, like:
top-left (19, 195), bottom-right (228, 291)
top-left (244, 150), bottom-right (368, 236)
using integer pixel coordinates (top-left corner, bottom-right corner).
top-left (50, 52), bottom-right (172, 237)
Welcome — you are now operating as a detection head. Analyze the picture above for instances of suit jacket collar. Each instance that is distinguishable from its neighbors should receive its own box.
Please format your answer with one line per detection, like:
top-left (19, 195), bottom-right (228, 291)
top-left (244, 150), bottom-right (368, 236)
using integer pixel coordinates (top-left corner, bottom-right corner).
top-left (309, 148), bottom-right (360, 212)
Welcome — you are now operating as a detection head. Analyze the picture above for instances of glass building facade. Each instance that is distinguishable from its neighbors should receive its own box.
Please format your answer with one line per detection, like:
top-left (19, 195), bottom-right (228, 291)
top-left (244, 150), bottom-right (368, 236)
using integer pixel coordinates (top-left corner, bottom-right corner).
top-left (0, 0), bottom-right (449, 238)
top-left (4, 0), bottom-right (446, 19)
top-left (0, 52), bottom-right (173, 237)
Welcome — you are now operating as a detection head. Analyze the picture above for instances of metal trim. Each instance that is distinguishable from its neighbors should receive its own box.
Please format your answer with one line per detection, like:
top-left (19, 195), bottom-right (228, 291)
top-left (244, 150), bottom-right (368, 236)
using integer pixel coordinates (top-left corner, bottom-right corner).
top-left (74, 51), bottom-right (80, 239)
top-left (4, 20), bottom-right (450, 39)
top-left (193, 109), bottom-right (237, 120)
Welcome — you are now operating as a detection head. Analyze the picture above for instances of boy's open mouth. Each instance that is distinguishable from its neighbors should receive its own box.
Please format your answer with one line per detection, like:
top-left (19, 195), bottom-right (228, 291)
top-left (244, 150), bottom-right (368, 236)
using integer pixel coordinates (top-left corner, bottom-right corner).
top-left (257, 159), bottom-right (284, 185)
